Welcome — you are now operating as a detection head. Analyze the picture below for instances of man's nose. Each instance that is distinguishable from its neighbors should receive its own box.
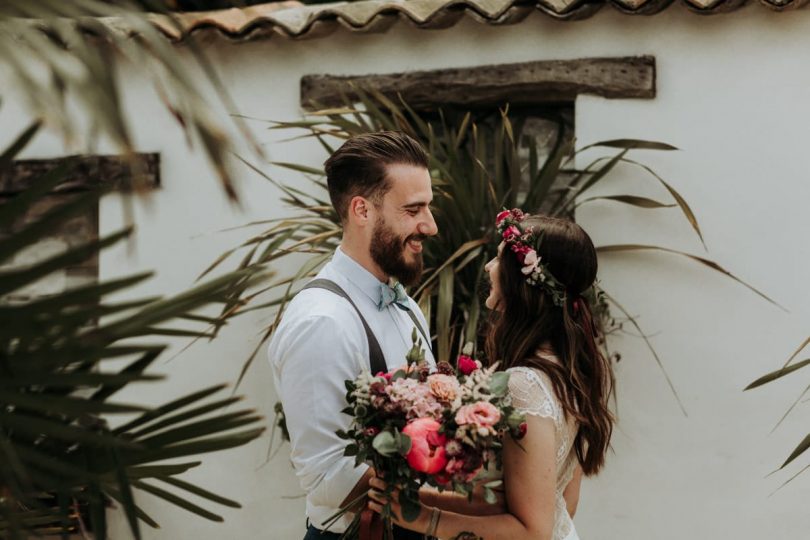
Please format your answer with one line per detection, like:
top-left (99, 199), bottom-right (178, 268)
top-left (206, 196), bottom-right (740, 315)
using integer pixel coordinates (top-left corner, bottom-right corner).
top-left (418, 209), bottom-right (438, 237)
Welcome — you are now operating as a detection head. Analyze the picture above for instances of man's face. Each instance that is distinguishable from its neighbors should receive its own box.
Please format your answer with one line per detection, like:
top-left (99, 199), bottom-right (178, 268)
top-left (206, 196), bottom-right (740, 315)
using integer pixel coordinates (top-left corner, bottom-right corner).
top-left (369, 163), bottom-right (437, 286)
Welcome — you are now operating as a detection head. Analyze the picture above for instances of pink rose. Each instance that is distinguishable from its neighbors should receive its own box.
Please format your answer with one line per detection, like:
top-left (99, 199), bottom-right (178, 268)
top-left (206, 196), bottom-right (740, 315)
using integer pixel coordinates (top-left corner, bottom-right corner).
top-left (495, 210), bottom-right (511, 225)
top-left (456, 355), bottom-right (478, 376)
top-left (402, 418), bottom-right (448, 474)
top-left (455, 401), bottom-right (501, 429)
top-left (427, 374), bottom-right (460, 402)
top-left (502, 225), bottom-right (520, 241)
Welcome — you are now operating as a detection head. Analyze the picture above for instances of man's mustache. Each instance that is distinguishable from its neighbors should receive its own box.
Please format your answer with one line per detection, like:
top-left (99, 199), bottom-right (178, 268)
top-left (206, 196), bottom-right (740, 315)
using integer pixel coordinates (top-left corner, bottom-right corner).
top-left (403, 234), bottom-right (428, 245)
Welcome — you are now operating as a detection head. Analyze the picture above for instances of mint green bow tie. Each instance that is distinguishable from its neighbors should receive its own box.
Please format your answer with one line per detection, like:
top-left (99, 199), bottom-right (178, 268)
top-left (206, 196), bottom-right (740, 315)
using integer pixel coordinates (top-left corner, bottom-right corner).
top-left (378, 281), bottom-right (410, 311)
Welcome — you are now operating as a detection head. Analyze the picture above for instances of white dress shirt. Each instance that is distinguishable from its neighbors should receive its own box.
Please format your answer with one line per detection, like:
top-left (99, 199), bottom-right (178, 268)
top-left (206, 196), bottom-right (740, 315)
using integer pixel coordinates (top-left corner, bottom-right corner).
top-left (268, 247), bottom-right (436, 533)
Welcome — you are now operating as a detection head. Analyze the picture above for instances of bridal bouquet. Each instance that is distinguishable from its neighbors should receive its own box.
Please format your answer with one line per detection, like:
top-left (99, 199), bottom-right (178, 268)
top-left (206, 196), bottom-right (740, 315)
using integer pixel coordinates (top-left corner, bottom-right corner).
top-left (329, 331), bottom-right (526, 537)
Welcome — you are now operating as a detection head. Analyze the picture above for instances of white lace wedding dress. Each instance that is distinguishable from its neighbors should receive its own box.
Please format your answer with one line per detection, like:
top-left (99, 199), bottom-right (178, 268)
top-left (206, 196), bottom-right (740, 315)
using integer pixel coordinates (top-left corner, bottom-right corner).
top-left (505, 365), bottom-right (581, 540)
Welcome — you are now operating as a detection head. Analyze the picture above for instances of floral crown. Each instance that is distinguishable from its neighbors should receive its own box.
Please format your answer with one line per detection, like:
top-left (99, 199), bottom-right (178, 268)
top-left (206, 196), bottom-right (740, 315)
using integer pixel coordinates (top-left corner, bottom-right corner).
top-left (494, 209), bottom-right (567, 307)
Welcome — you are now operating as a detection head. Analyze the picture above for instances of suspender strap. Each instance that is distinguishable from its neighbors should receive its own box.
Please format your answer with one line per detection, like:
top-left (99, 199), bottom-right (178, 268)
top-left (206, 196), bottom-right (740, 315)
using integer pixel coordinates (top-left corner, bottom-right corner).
top-left (302, 279), bottom-right (388, 375)
top-left (400, 306), bottom-right (432, 353)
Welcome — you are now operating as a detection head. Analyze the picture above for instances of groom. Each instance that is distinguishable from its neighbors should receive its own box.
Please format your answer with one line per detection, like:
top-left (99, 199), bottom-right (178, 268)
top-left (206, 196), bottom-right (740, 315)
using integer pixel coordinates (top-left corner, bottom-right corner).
top-left (268, 131), bottom-right (438, 539)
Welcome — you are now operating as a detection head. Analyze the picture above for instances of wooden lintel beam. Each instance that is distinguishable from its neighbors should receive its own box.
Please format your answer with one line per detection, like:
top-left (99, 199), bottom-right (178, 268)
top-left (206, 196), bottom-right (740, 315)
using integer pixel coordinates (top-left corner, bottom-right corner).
top-left (0, 153), bottom-right (160, 195)
top-left (301, 56), bottom-right (656, 110)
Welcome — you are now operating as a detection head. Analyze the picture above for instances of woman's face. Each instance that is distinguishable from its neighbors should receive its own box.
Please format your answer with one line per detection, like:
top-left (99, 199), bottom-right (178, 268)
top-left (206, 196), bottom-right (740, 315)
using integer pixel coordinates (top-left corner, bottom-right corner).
top-left (484, 243), bottom-right (504, 311)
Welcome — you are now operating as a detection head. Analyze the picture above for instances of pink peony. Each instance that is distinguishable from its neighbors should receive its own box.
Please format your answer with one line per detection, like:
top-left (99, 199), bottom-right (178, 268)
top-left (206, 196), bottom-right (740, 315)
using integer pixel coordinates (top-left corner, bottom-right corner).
top-left (457, 355), bottom-right (479, 376)
top-left (427, 374), bottom-right (460, 402)
top-left (455, 401), bottom-right (501, 429)
top-left (402, 418), bottom-right (448, 474)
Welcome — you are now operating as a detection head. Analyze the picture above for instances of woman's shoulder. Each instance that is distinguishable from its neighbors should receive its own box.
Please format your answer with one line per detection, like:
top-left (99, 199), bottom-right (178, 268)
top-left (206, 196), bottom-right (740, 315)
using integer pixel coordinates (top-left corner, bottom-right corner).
top-left (505, 364), bottom-right (562, 420)
top-left (506, 366), bottom-right (554, 396)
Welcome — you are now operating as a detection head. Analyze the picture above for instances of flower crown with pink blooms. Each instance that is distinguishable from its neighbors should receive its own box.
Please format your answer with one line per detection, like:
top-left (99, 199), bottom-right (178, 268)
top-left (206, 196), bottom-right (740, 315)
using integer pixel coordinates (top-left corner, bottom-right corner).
top-left (495, 208), bottom-right (567, 307)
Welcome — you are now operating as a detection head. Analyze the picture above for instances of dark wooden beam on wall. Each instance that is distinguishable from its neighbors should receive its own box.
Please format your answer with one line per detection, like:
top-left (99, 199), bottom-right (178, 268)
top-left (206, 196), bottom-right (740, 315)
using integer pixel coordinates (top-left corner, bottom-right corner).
top-left (0, 152), bottom-right (160, 303)
top-left (0, 153), bottom-right (160, 195)
top-left (301, 56), bottom-right (656, 110)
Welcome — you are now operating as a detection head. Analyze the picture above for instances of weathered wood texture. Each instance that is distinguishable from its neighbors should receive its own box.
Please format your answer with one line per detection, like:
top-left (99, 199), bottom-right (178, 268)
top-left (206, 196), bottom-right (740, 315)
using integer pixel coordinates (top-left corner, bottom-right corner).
top-left (0, 153), bottom-right (159, 303)
top-left (0, 153), bottom-right (160, 195)
top-left (301, 56), bottom-right (656, 110)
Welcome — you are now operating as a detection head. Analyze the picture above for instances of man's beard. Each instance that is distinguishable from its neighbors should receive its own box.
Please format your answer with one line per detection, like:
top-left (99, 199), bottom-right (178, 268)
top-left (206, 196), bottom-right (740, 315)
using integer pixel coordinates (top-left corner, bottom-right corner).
top-left (370, 217), bottom-right (425, 287)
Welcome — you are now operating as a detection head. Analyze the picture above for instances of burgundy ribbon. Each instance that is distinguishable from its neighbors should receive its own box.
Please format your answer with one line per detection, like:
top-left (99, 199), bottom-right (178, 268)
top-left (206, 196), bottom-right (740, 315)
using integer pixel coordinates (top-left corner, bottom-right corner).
top-left (359, 508), bottom-right (383, 540)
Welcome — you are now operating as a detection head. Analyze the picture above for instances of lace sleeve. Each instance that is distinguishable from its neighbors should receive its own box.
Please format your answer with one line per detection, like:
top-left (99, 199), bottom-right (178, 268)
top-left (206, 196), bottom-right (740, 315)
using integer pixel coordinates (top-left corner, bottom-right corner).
top-left (506, 367), bottom-right (560, 421)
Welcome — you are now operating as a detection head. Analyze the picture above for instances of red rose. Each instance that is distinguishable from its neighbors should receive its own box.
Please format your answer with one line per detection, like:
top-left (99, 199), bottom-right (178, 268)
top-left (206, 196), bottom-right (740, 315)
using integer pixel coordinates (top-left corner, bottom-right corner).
top-left (495, 210), bottom-right (511, 225)
top-left (365, 426), bottom-right (380, 437)
top-left (502, 225), bottom-right (520, 241)
top-left (457, 355), bottom-right (478, 376)
top-left (517, 422), bottom-right (528, 439)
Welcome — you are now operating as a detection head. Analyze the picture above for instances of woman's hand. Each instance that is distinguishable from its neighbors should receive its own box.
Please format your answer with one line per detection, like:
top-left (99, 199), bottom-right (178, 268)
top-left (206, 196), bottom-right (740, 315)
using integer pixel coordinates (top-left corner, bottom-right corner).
top-left (367, 477), bottom-right (431, 533)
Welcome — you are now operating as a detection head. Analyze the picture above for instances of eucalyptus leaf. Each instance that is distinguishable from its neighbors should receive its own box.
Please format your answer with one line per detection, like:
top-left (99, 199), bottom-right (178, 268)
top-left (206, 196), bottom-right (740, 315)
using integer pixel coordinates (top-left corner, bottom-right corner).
top-left (489, 372), bottom-right (510, 398)
top-left (398, 490), bottom-right (422, 522)
top-left (372, 431), bottom-right (399, 457)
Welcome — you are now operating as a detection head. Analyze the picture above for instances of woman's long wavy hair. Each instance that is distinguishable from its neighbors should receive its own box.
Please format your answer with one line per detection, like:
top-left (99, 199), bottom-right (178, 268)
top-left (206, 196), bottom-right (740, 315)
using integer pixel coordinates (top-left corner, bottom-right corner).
top-left (485, 215), bottom-right (614, 476)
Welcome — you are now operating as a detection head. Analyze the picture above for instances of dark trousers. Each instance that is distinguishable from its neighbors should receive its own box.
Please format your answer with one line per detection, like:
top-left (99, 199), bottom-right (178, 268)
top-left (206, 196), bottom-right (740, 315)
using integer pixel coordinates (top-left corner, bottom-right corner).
top-left (304, 524), bottom-right (425, 540)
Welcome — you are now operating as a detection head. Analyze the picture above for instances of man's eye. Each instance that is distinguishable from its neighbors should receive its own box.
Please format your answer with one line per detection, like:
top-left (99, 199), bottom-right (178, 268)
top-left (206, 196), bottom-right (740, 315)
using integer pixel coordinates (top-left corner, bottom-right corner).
top-left (406, 209), bottom-right (418, 216)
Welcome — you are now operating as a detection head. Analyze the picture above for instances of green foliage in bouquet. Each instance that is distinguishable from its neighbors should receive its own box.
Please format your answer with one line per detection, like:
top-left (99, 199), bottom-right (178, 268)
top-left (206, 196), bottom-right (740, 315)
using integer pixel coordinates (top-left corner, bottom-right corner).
top-left (0, 123), bottom-right (267, 539)
top-left (745, 336), bottom-right (810, 482)
top-left (207, 88), bottom-right (777, 416)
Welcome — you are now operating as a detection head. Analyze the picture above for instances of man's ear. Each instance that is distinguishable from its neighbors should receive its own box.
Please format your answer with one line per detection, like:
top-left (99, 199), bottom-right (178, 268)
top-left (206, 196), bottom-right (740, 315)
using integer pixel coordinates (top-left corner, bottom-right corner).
top-left (348, 196), bottom-right (370, 226)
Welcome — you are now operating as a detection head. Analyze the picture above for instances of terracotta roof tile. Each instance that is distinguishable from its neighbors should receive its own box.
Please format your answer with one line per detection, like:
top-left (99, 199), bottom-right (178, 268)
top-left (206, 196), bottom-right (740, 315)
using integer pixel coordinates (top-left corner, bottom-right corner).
top-left (150, 0), bottom-right (809, 42)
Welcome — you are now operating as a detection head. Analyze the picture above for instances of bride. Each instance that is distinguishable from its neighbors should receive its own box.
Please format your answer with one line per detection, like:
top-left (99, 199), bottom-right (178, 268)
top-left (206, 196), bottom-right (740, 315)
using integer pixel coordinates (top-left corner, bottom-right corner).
top-left (368, 210), bottom-right (614, 540)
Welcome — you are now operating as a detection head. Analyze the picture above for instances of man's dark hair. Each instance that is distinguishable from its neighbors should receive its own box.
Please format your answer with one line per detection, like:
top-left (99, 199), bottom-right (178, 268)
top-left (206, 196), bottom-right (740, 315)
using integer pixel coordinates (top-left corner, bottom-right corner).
top-left (324, 131), bottom-right (429, 223)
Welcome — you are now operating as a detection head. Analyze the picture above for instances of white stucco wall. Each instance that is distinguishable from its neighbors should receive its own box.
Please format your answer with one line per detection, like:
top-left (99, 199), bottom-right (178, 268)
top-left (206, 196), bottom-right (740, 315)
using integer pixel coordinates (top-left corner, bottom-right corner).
top-left (3, 4), bottom-right (810, 539)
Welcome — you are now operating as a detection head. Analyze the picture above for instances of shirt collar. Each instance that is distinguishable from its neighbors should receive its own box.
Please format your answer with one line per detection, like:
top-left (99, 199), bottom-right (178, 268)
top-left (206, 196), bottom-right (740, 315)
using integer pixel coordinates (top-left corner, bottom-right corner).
top-left (332, 246), bottom-right (387, 304)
